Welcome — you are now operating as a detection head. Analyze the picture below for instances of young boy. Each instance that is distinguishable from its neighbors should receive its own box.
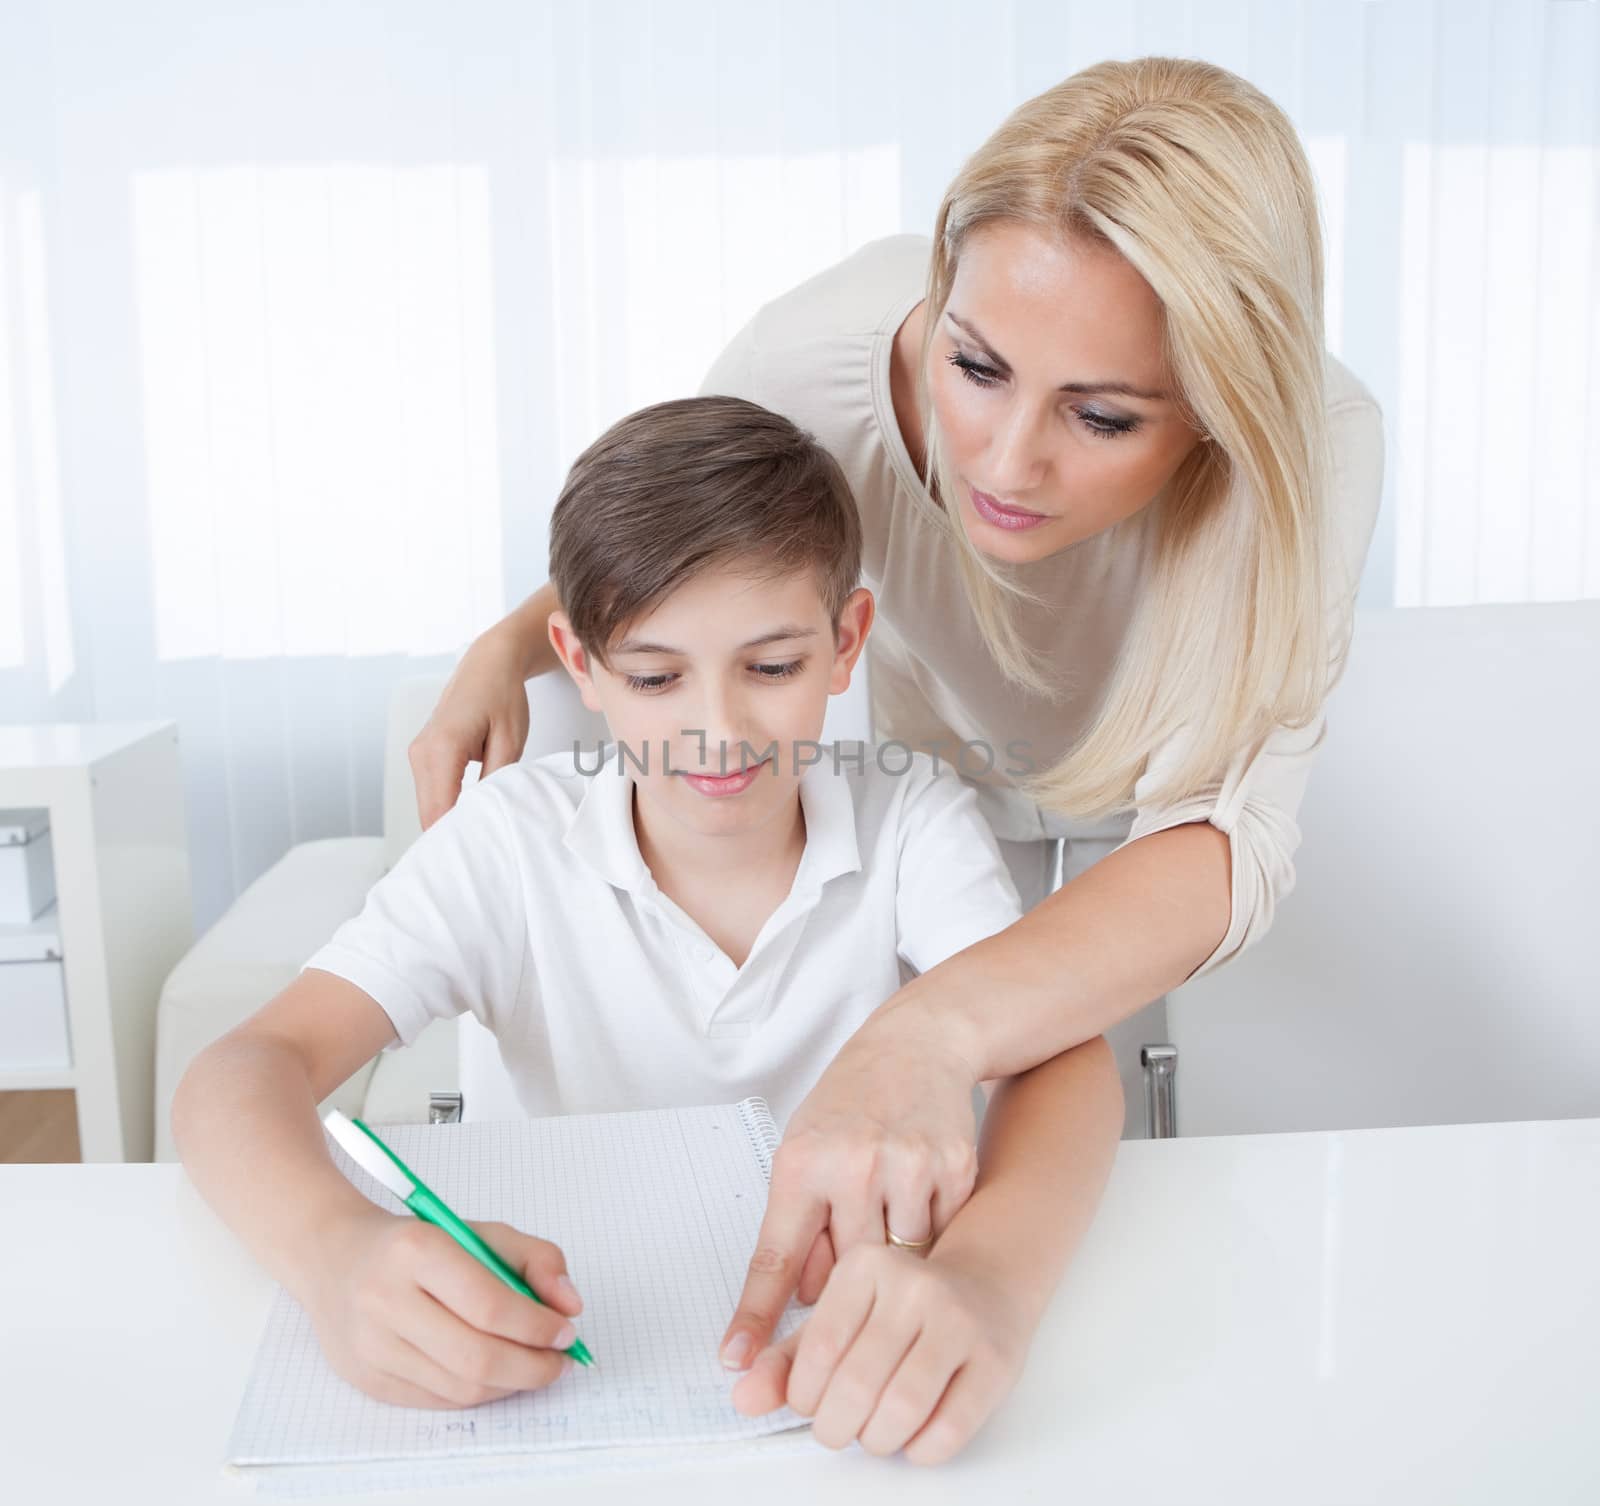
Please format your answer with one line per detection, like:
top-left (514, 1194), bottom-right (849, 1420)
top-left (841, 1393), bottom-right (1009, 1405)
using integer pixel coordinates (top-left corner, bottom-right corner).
top-left (173, 396), bottom-right (1121, 1466)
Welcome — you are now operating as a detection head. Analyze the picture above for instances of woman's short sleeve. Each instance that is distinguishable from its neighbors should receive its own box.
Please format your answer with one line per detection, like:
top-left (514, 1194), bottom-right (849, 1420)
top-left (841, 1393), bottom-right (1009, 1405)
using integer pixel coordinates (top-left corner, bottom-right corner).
top-left (1114, 385), bottom-right (1385, 984)
top-left (697, 315), bottom-right (763, 403)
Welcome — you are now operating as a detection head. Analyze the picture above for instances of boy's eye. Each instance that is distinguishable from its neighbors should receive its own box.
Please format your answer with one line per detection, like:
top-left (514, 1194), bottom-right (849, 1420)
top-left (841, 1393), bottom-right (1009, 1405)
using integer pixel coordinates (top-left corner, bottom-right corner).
top-left (622, 672), bottom-right (676, 693)
top-left (621, 660), bottom-right (803, 694)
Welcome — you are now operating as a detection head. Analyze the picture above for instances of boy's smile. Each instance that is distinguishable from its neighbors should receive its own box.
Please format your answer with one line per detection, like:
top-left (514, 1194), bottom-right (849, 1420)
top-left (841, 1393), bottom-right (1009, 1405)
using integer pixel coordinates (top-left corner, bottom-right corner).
top-left (678, 755), bottom-right (774, 799)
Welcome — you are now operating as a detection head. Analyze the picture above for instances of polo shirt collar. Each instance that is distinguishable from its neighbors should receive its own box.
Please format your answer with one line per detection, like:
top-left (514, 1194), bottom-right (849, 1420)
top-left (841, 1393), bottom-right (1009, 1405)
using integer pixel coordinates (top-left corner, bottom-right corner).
top-left (792, 753), bottom-right (863, 895)
top-left (561, 746), bottom-right (651, 894)
top-left (562, 744), bottom-right (862, 897)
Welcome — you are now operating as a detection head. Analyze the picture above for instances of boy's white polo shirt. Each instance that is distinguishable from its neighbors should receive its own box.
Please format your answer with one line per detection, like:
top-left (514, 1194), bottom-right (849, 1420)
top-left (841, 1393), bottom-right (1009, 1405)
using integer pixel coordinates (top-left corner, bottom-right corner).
top-left (303, 743), bottom-right (1023, 1129)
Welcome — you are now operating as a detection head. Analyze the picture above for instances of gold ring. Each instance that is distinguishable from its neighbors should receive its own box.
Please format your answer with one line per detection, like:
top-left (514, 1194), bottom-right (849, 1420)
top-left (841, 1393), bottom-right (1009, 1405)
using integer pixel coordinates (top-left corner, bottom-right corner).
top-left (885, 1227), bottom-right (935, 1251)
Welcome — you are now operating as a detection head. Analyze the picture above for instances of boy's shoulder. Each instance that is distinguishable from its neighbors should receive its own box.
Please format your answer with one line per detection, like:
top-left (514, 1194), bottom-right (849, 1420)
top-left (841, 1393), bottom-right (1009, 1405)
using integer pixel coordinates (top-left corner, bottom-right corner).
top-left (486, 745), bottom-right (599, 793)
top-left (464, 747), bottom-right (605, 851)
top-left (817, 739), bottom-right (981, 840)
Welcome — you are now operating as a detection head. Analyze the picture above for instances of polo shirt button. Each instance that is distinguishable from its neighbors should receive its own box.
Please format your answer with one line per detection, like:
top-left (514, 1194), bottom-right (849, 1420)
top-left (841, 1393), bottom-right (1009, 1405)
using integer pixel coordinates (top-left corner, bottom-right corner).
top-left (696, 945), bottom-right (714, 962)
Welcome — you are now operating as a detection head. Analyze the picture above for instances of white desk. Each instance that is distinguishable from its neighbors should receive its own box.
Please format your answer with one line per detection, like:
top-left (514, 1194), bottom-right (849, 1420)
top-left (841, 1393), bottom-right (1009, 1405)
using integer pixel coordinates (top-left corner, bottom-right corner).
top-left (3, 1117), bottom-right (1597, 1504)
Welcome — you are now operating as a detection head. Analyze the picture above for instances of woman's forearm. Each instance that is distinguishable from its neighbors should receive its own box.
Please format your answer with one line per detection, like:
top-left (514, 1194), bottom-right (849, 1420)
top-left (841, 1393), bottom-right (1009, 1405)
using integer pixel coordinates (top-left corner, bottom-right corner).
top-left (500, 580), bottom-right (564, 680)
top-left (887, 820), bottom-right (1232, 1083)
top-left (929, 1036), bottom-right (1122, 1329)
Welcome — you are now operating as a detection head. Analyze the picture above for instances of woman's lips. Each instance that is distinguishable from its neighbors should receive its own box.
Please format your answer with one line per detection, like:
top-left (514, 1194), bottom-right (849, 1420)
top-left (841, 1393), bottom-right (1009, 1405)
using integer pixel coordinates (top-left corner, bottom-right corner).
top-left (678, 757), bottom-right (771, 798)
top-left (969, 485), bottom-right (1052, 531)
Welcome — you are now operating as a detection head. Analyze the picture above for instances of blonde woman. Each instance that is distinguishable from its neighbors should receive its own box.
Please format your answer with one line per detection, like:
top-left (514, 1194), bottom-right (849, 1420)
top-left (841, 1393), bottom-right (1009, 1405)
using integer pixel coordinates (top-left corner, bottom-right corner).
top-left (411, 56), bottom-right (1382, 1441)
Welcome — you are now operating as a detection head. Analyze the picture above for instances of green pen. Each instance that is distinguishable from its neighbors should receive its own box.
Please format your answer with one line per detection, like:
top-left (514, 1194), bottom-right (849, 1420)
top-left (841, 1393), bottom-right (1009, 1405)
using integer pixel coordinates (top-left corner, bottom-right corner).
top-left (322, 1108), bottom-right (595, 1368)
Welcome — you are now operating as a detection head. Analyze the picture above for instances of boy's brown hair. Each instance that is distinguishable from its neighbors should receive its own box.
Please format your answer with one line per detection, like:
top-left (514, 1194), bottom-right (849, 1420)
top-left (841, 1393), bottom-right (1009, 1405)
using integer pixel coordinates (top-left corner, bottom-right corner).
top-left (549, 395), bottom-right (862, 667)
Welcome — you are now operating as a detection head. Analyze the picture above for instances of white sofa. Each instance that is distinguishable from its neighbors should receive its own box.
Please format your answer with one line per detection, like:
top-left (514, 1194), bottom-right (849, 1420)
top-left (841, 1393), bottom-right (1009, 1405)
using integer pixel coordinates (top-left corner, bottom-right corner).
top-left (152, 672), bottom-right (609, 1161)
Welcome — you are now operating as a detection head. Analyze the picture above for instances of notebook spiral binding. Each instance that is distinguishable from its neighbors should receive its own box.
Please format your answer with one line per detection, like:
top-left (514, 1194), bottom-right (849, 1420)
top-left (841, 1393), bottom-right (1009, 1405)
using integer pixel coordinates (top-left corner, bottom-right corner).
top-left (736, 1096), bottom-right (781, 1184)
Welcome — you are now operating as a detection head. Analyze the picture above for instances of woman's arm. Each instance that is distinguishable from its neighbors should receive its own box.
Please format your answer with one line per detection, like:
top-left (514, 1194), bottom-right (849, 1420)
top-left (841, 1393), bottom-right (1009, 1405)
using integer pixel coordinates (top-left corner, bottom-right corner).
top-left (497, 580), bottom-right (565, 680)
top-left (907, 818), bottom-right (1232, 1081)
top-left (730, 1035), bottom-right (1123, 1463)
top-left (408, 581), bottom-right (562, 829)
top-left (718, 819), bottom-right (1228, 1361)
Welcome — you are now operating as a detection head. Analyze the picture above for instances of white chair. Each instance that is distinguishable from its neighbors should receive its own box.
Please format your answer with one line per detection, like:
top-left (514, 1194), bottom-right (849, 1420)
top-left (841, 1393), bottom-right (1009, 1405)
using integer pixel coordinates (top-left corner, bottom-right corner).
top-left (1143, 600), bottom-right (1600, 1137)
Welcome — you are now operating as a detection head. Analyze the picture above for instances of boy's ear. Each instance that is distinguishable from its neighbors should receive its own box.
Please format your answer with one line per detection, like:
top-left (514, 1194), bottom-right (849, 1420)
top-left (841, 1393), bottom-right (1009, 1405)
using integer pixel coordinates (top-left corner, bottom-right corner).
top-left (547, 611), bottom-right (605, 714)
top-left (827, 587), bottom-right (875, 695)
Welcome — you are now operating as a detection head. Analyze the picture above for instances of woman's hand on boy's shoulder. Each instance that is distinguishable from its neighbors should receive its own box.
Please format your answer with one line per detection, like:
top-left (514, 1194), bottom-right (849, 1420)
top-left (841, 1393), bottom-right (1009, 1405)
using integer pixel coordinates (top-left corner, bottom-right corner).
top-left (728, 1241), bottom-right (1032, 1465)
top-left (300, 1206), bottom-right (585, 1409)
top-left (410, 621), bottom-right (532, 831)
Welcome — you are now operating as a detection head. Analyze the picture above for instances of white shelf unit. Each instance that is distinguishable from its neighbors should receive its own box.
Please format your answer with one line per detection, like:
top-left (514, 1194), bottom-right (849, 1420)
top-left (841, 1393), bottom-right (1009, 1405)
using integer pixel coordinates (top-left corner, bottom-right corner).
top-left (0, 723), bottom-right (194, 1160)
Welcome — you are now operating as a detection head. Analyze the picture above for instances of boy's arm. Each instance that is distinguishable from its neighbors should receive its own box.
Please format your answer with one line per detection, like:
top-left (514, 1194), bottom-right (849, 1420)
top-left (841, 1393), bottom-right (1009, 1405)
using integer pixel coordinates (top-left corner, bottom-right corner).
top-left (930, 1034), bottom-right (1123, 1332)
top-left (170, 969), bottom-right (411, 1298)
top-left (177, 769), bottom-right (529, 1287)
top-left (172, 971), bottom-right (583, 1409)
top-left (727, 1033), bottom-right (1123, 1459)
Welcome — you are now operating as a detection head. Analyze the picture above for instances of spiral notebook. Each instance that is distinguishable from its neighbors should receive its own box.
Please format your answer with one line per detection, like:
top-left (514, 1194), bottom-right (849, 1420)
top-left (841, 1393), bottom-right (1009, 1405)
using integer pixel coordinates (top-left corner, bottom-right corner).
top-left (224, 1099), bottom-right (813, 1495)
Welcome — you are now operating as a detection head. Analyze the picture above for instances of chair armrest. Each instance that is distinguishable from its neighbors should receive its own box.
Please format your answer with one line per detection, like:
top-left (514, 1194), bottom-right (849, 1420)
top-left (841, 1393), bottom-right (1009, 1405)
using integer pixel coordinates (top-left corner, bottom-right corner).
top-left (153, 836), bottom-right (388, 1161)
top-left (1140, 1044), bottom-right (1179, 1139)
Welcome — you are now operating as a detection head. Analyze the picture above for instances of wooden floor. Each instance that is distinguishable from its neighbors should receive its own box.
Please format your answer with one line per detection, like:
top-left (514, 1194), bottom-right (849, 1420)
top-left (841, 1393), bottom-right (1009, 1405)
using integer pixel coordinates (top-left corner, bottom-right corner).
top-left (0, 1091), bottom-right (80, 1163)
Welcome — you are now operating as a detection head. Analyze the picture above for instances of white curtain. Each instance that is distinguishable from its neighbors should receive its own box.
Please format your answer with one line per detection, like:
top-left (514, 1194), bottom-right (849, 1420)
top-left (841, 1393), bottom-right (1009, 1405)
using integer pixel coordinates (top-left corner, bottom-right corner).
top-left (2, 0), bottom-right (1596, 932)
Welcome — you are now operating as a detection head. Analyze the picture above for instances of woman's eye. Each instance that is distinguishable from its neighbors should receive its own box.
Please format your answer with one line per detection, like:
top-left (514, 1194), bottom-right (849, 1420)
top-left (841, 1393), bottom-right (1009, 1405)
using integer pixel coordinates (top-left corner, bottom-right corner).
top-left (623, 672), bottom-right (676, 693)
top-left (946, 350), bottom-right (1001, 388)
top-left (948, 345), bottom-right (1141, 440)
top-left (1075, 407), bottom-right (1140, 440)
top-left (753, 661), bottom-right (804, 680)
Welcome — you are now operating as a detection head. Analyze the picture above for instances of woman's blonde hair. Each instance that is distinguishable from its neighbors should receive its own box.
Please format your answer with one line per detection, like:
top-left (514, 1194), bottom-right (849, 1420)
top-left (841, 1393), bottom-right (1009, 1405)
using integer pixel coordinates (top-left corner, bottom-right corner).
top-left (918, 56), bottom-right (1347, 821)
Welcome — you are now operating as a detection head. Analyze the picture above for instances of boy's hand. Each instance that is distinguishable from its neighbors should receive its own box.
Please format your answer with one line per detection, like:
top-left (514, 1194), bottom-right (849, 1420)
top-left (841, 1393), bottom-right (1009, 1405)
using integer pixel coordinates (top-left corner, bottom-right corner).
top-left (728, 1242), bottom-right (1030, 1465)
top-left (300, 1207), bottom-right (585, 1409)
top-left (720, 1009), bottom-right (979, 1368)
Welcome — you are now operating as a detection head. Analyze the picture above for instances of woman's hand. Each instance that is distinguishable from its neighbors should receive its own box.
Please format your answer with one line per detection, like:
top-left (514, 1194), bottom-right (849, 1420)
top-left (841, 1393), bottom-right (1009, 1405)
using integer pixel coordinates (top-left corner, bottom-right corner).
top-left (729, 1242), bottom-right (1031, 1465)
top-left (300, 1206), bottom-right (585, 1409)
top-left (408, 621), bottom-right (533, 831)
top-left (718, 1005), bottom-right (981, 1370)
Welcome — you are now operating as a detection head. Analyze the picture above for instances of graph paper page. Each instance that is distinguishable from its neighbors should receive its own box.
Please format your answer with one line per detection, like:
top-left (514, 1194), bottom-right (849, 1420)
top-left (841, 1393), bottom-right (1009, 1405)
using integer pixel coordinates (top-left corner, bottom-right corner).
top-left (225, 1100), bottom-right (808, 1473)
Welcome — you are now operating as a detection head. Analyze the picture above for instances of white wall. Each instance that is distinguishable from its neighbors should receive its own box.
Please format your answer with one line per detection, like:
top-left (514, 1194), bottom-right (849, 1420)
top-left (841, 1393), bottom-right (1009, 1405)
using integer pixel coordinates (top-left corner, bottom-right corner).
top-left (1, 0), bottom-right (1596, 933)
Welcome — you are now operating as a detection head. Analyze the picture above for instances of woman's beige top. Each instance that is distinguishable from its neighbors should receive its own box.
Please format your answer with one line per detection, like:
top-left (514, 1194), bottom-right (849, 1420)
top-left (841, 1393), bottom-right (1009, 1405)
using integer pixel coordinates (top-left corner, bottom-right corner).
top-left (698, 234), bottom-right (1384, 983)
